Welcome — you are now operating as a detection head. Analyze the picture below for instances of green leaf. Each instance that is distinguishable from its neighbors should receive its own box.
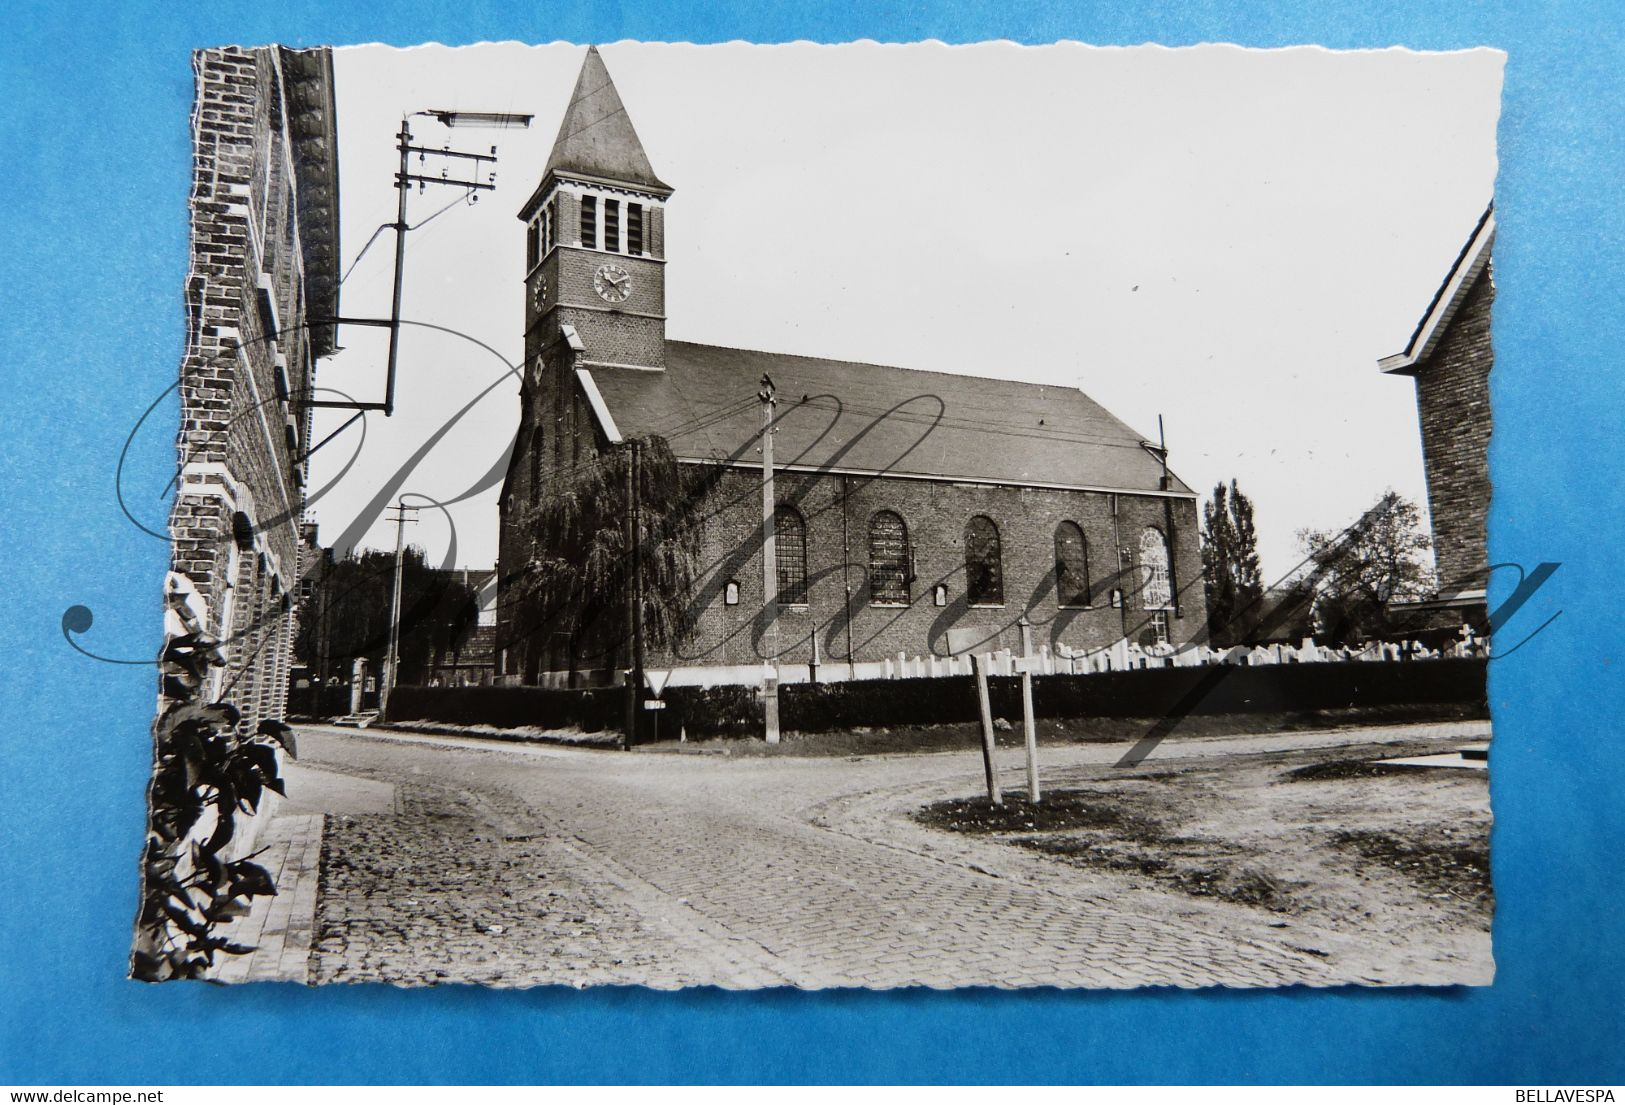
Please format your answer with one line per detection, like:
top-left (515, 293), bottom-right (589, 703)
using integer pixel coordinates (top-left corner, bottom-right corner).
top-left (256, 720), bottom-right (298, 759)
top-left (226, 859), bottom-right (277, 897)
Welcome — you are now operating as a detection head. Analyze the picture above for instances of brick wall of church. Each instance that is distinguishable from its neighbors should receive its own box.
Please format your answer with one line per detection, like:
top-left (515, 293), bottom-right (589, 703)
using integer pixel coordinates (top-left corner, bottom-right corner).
top-left (1414, 267), bottom-right (1493, 595)
top-left (653, 467), bottom-right (1207, 669)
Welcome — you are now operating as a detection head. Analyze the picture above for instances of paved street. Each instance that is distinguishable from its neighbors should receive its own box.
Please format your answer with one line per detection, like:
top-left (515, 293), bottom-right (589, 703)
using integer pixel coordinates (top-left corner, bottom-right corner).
top-left (288, 720), bottom-right (1492, 990)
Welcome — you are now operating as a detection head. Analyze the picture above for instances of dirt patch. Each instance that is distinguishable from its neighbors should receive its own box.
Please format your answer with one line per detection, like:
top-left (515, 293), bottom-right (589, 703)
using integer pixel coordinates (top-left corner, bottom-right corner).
top-left (911, 739), bottom-right (1493, 945)
top-left (1331, 827), bottom-right (1493, 909)
top-left (1015, 833), bottom-right (1299, 910)
top-left (918, 786), bottom-right (1305, 912)
top-left (914, 791), bottom-right (1148, 834)
top-left (1284, 758), bottom-right (1436, 782)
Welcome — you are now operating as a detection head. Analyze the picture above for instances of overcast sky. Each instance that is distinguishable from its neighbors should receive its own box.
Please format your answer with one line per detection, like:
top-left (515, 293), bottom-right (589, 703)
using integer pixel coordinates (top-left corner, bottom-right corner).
top-left (305, 41), bottom-right (1502, 583)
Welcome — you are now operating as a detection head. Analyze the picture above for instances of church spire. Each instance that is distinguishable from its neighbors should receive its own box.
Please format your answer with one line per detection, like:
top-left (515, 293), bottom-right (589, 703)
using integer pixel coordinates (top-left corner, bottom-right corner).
top-left (539, 45), bottom-right (670, 194)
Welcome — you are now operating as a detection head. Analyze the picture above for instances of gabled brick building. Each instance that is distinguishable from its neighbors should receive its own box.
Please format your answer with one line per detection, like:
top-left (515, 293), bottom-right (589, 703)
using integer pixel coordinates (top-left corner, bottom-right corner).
top-left (168, 46), bottom-right (340, 726)
top-left (1380, 205), bottom-right (1494, 626)
top-left (496, 47), bottom-right (1205, 685)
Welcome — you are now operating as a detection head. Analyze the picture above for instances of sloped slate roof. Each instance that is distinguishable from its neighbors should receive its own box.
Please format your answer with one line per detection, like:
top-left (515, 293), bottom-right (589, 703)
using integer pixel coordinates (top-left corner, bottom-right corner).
top-left (586, 341), bottom-right (1192, 496)
top-left (523, 46), bottom-right (669, 218)
top-left (1379, 204), bottom-right (1494, 377)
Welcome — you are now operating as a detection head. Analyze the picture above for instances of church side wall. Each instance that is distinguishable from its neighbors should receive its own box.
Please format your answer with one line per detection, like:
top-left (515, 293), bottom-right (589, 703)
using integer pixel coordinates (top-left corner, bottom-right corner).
top-left (658, 467), bottom-right (1207, 670)
top-left (1414, 268), bottom-right (1493, 596)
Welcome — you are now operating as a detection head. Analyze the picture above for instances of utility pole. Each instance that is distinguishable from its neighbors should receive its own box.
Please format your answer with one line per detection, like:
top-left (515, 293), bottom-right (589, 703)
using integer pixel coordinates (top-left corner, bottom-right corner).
top-left (622, 440), bottom-right (646, 751)
top-left (1159, 414), bottom-right (1180, 621)
top-left (622, 442), bottom-right (637, 750)
top-left (632, 441), bottom-right (645, 722)
top-left (381, 121), bottom-right (412, 417)
top-left (759, 374), bottom-right (781, 744)
top-left (380, 500), bottom-right (418, 718)
top-left (306, 109), bottom-right (530, 423)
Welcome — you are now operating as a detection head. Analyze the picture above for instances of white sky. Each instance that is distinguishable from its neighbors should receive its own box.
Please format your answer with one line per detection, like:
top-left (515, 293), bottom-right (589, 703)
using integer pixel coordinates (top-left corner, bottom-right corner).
top-left (306, 41), bottom-right (1503, 584)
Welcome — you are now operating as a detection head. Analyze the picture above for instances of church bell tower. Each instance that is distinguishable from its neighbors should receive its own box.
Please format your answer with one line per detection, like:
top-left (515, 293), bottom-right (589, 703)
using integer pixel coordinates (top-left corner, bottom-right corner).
top-left (519, 45), bottom-right (671, 374)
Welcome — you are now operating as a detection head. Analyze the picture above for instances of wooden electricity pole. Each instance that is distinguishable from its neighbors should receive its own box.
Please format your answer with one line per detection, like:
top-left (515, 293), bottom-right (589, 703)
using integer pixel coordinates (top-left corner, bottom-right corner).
top-left (631, 441), bottom-right (646, 743)
top-left (622, 441), bottom-right (639, 750)
top-left (380, 500), bottom-right (418, 718)
top-left (759, 374), bottom-right (780, 744)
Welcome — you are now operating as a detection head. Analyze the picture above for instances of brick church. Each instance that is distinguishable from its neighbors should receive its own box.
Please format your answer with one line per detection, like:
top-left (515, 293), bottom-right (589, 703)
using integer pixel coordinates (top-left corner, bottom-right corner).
top-left (495, 47), bottom-right (1206, 686)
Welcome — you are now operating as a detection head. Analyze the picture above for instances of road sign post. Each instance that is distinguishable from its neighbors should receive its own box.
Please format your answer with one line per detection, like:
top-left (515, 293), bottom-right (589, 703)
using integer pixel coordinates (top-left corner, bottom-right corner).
top-left (1015, 658), bottom-right (1042, 803)
top-left (972, 653), bottom-right (1002, 805)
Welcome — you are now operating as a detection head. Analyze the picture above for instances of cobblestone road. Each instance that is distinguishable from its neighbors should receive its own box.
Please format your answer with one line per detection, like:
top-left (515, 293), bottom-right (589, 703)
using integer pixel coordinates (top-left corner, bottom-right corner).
top-left (298, 720), bottom-right (1492, 990)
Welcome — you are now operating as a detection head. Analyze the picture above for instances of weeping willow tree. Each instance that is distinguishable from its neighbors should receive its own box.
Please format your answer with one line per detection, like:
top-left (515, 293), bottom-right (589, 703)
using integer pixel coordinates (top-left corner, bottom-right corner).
top-left (513, 435), bottom-right (721, 684)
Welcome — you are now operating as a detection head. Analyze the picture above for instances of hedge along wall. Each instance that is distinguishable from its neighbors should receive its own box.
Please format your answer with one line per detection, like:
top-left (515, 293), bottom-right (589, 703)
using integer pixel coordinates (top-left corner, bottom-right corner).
top-left (386, 659), bottom-right (1485, 738)
top-left (385, 682), bottom-right (761, 738)
top-left (286, 681), bottom-right (352, 719)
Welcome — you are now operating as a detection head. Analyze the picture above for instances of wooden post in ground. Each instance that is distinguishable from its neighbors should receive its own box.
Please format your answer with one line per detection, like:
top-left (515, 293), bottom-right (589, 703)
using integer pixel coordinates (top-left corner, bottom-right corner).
top-left (762, 669), bottom-right (780, 744)
top-left (973, 653), bottom-right (1002, 805)
top-left (1019, 662), bottom-right (1041, 803)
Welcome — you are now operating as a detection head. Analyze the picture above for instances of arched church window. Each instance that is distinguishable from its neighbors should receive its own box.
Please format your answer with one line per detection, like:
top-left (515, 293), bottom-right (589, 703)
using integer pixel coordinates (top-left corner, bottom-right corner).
top-left (1055, 521), bottom-right (1090, 607)
top-left (1139, 526), bottom-right (1173, 609)
top-left (604, 198), bottom-right (621, 252)
top-left (775, 505), bottom-right (808, 605)
top-left (964, 515), bottom-right (1004, 606)
top-left (868, 511), bottom-right (910, 605)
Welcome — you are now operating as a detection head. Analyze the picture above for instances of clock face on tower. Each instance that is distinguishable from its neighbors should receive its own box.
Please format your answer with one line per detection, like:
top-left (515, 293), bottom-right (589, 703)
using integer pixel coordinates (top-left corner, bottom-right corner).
top-left (594, 263), bottom-right (632, 304)
top-left (532, 273), bottom-right (548, 310)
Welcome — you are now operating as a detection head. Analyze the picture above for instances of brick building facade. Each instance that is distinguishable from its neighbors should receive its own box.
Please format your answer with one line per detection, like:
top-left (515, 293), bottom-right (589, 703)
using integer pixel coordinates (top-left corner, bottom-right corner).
top-left (496, 48), bottom-right (1205, 685)
top-left (1380, 205), bottom-right (1494, 626)
top-left (168, 46), bottom-right (339, 727)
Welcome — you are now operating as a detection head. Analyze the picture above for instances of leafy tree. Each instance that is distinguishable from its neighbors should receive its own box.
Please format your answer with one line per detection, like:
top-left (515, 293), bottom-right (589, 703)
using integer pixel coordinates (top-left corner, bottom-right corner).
top-left (1201, 479), bottom-right (1265, 646)
top-left (1292, 490), bottom-right (1435, 646)
top-left (509, 435), bottom-right (718, 685)
top-left (293, 547), bottom-right (479, 685)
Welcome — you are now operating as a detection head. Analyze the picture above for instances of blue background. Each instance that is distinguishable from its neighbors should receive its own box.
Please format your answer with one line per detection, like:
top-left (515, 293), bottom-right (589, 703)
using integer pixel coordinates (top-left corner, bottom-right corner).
top-left (2, 1), bottom-right (1621, 1086)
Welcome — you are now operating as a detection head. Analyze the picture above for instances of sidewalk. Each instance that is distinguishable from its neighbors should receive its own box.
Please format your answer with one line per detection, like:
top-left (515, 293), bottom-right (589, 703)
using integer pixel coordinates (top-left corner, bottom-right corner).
top-left (207, 760), bottom-right (398, 984)
top-left (209, 813), bottom-right (324, 984)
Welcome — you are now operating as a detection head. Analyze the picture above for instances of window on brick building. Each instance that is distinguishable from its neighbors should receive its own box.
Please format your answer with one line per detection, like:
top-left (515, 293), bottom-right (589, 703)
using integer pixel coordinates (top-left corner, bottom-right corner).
top-left (775, 505), bottom-right (808, 605)
top-left (627, 203), bottom-right (644, 254)
top-left (580, 195), bottom-right (597, 249)
top-left (603, 199), bottom-right (620, 253)
top-left (254, 285), bottom-right (277, 346)
top-left (1055, 521), bottom-right (1090, 607)
top-left (1139, 526), bottom-right (1173, 609)
top-left (526, 218), bottom-right (540, 270)
top-left (868, 510), bottom-right (911, 605)
top-left (964, 515), bottom-right (1004, 605)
